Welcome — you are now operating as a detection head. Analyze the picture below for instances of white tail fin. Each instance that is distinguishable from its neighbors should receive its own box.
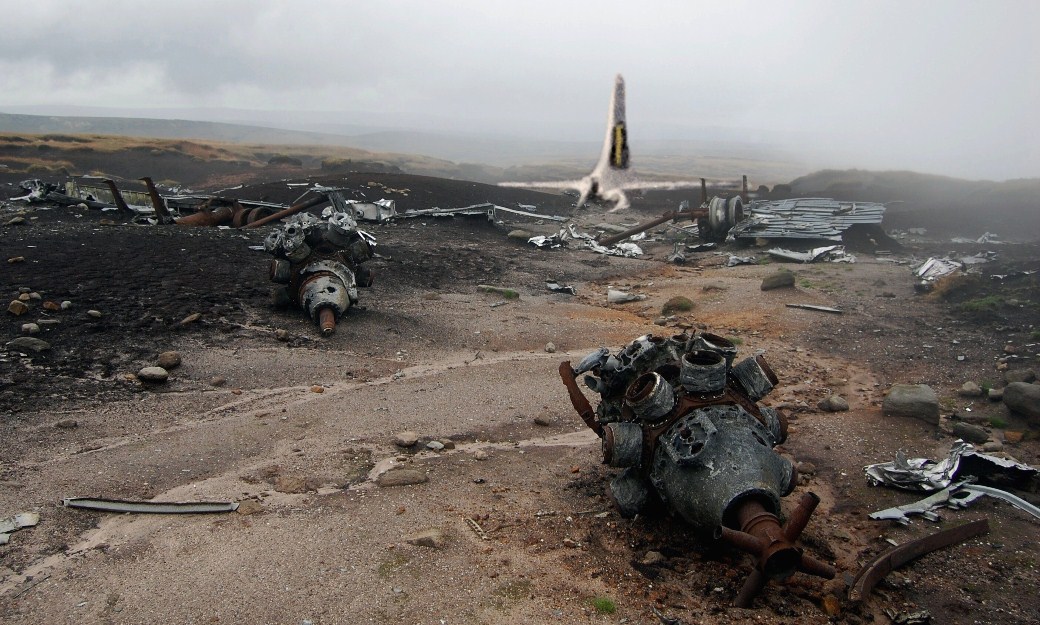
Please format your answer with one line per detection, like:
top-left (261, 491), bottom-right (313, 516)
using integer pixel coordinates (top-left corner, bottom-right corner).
top-left (597, 74), bottom-right (629, 172)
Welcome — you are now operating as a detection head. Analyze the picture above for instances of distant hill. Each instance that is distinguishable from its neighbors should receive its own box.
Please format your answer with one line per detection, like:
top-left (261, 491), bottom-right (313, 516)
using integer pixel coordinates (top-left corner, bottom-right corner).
top-left (774, 169), bottom-right (1040, 239)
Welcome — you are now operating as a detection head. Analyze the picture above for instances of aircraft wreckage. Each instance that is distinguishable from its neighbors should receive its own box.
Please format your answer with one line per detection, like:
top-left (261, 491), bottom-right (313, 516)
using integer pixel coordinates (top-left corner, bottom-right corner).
top-left (264, 209), bottom-right (375, 336)
top-left (559, 332), bottom-right (835, 607)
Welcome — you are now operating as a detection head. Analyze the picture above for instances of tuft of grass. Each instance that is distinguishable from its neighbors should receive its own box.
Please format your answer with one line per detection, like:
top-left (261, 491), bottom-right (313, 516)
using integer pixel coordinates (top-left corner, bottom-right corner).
top-left (480, 286), bottom-right (519, 300)
top-left (756, 257), bottom-right (771, 265)
top-left (662, 296), bottom-right (694, 316)
top-left (989, 416), bottom-right (1008, 429)
top-left (958, 295), bottom-right (1005, 312)
top-left (1031, 330), bottom-right (1040, 341)
top-left (727, 336), bottom-right (744, 346)
top-left (590, 597), bottom-right (617, 614)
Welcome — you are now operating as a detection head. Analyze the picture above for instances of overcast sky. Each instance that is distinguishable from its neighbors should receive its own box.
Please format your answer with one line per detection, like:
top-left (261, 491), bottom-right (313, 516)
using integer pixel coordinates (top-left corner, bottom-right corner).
top-left (1, 0), bottom-right (1037, 180)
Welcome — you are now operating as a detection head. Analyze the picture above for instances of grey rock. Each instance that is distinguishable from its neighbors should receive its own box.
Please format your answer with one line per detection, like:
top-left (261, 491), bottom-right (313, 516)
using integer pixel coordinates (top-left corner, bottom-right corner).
top-left (641, 550), bottom-right (665, 566)
top-left (983, 441), bottom-right (1004, 453)
top-left (376, 468), bottom-right (428, 487)
top-left (55, 419), bottom-right (78, 429)
top-left (7, 337), bottom-right (51, 353)
top-left (988, 387), bottom-right (1005, 401)
top-left (5, 216), bottom-right (26, 225)
top-left (534, 412), bottom-right (553, 426)
top-left (761, 271), bottom-right (795, 291)
top-left (20, 323), bottom-right (40, 335)
top-left (37, 319), bottom-right (61, 327)
top-left (958, 381), bottom-right (983, 397)
top-left (473, 449), bottom-right (490, 461)
top-left (179, 312), bottom-right (202, 325)
top-left (425, 440), bottom-right (445, 451)
top-left (817, 395), bottom-right (849, 412)
top-left (1005, 369), bottom-right (1037, 384)
top-left (404, 527), bottom-right (445, 549)
top-left (883, 384), bottom-right (940, 425)
top-left (137, 366), bottom-right (169, 383)
top-left (86, 309), bottom-right (102, 319)
top-left (157, 351), bottom-right (182, 369)
top-left (394, 431), bottom-right (419, 448)
top-left (28, 292), bottom-right (41, 301)
top-left (951, 421), bottom-right (989, 444)
top-left (60, 300), bottom-right (72, 310)
top-left (438, 439), bottom-right (456, 450)
top-left (796, 461), bottom-right (818, 475)
top-left (544, 342), bottom-right (556, 354)
top-left (654, 317), bottom-right (668, 326)
top-left (210, 376), bottom-right (227, 387)
top-left (507, 229), bottom-right (532, 240)
top-left (275, 329), bottom-right (290, 342)
top-left (1004, 382), bottom-right (1040, 420)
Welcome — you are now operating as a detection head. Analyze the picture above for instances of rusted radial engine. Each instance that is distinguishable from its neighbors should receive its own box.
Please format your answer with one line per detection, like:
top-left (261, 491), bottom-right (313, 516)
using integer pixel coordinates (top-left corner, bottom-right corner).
top-left (559, 332), bottom-right (835, 607)
top-left (264, 212), bottom-right (374, 336)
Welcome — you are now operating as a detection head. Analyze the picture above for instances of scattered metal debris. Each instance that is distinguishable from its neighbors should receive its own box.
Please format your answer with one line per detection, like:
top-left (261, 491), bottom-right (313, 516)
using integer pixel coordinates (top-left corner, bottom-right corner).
top-left (785, 304), bottom-right (844, 314)
top-left (729, 198), bottom-right (886, 241)
top-left (606, 289), bottom-right (646, 304)
top-left (529, 224), bottom-right (644, 257)
top-left (265, 211), bottom-right (375, 336)
top-left (686, 242), bottom-right (717, 252)
top-left (914, 257), bottom-right (962, 283)
top-left (865, 441), bottom-right (1038, 492)
top-left (0, 511), bottom-right (40, 545)
top-left (869, 479), bottom-right (984, 524)
top-left (847, 519), bottom-right (989, 603)
top-left (766, 245), bottom-right (855, 263)
top-left (62, 498), bottom-right (239, 514)
top-left (726, 255), bottom-right (757, 267)
top-left (559, 332), bottom-right (833, 607)
top-left (465, 517), bottom-right (490, 541)
top-left (546, 281), bottom-right (577, 295)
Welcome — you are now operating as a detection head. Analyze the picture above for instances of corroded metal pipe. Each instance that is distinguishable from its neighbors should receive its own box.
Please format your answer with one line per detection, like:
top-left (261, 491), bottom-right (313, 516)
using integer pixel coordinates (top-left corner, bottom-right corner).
top-left (724, 492), bottom-right (835, 608)
top-left (558, 361), bottom-right (603, 436)
top-left (318, 307), bottom-right (336, 336)
top-left (244, 195), bottom-right (328, 229)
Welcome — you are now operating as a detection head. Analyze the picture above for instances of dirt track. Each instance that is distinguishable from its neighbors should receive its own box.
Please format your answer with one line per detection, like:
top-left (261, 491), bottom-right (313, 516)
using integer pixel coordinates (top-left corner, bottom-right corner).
top-left (2, 175), bottom-right (1040, 624)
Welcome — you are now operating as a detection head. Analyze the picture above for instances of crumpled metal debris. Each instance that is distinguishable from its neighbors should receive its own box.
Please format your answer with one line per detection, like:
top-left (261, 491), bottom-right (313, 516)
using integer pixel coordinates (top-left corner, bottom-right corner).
top-left (528, 224), bottom-right (643, 257)
top-left (915, 257), bottom-right (962, 282)
top-left (729, 197), bottom-right (886, 241)
top-left (0, 511), bottom-right (40, 545)
top-left (868, 479), bottom-right (985, 524)
top-left (766, 245), bottom-right (855, 263)
top-left (726, 255), bottom-right (756, 267)
top-left (607, 289), bottom-right (646, 304)
top-left (864, 441), bottom-right (1038, 492)
top-left (546, 281), bottom-right (577, 295)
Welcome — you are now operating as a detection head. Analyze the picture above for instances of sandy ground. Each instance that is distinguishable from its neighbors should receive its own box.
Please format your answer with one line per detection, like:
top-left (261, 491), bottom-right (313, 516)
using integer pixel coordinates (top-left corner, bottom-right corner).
top-left (2, 190), bottom-right (1040, 625)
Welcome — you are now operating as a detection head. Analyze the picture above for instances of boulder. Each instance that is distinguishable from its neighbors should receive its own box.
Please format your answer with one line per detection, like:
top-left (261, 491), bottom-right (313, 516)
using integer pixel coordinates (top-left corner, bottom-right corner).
top-left (157, 351), bottom-right (182, 369)
top-left (376, 468), bottom-right (428, 487)
top-left (1005, 369), bottom-right (1037, 384)
top-left (7, 337), bottom-right (51, 353)
top-left (882, 384), bottom-right (939, 425)
top-left (137, 366), bottom-right (169, 384)
top-left (951, 421), bottom-right (989, 444)
top-left (761, 271), bottom-right (795, 291)
top-left (394, 431), bottom-right (419, 448)
top-left (817, 395), bottom-right (849, 412)
top-left (1004, 382), bottom-right (1040, 420)
top-left (958, 382), bottom-right (983, 397)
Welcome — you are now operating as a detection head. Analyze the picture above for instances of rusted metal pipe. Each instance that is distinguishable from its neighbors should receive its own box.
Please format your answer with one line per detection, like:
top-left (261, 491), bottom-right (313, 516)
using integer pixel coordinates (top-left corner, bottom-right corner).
top-left (318, 307), bottom-right (336, 336)
top-left (596, 208), bottom-right (706, 247)
top-left (847, 518), bottom-right (989, 603)
top-left (175, 200), bottom-right (235, 227)
top-left (700, 178), bottom-right (708, 205)
top-left (722, 492), bottom-right (835, 608)
top-left (559, 361), bottom-right (603, 436)
top-left (139, 177), bottom-right (174, 223)
top-left (741, 175), bottom-right (748, 202)
top-left (244, 195), bottom-right (328, 229)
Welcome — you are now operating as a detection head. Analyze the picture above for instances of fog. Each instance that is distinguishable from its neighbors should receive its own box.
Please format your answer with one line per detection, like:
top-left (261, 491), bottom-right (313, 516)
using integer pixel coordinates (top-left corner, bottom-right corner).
top-left (0, 0), bottom-right (1036, 180)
